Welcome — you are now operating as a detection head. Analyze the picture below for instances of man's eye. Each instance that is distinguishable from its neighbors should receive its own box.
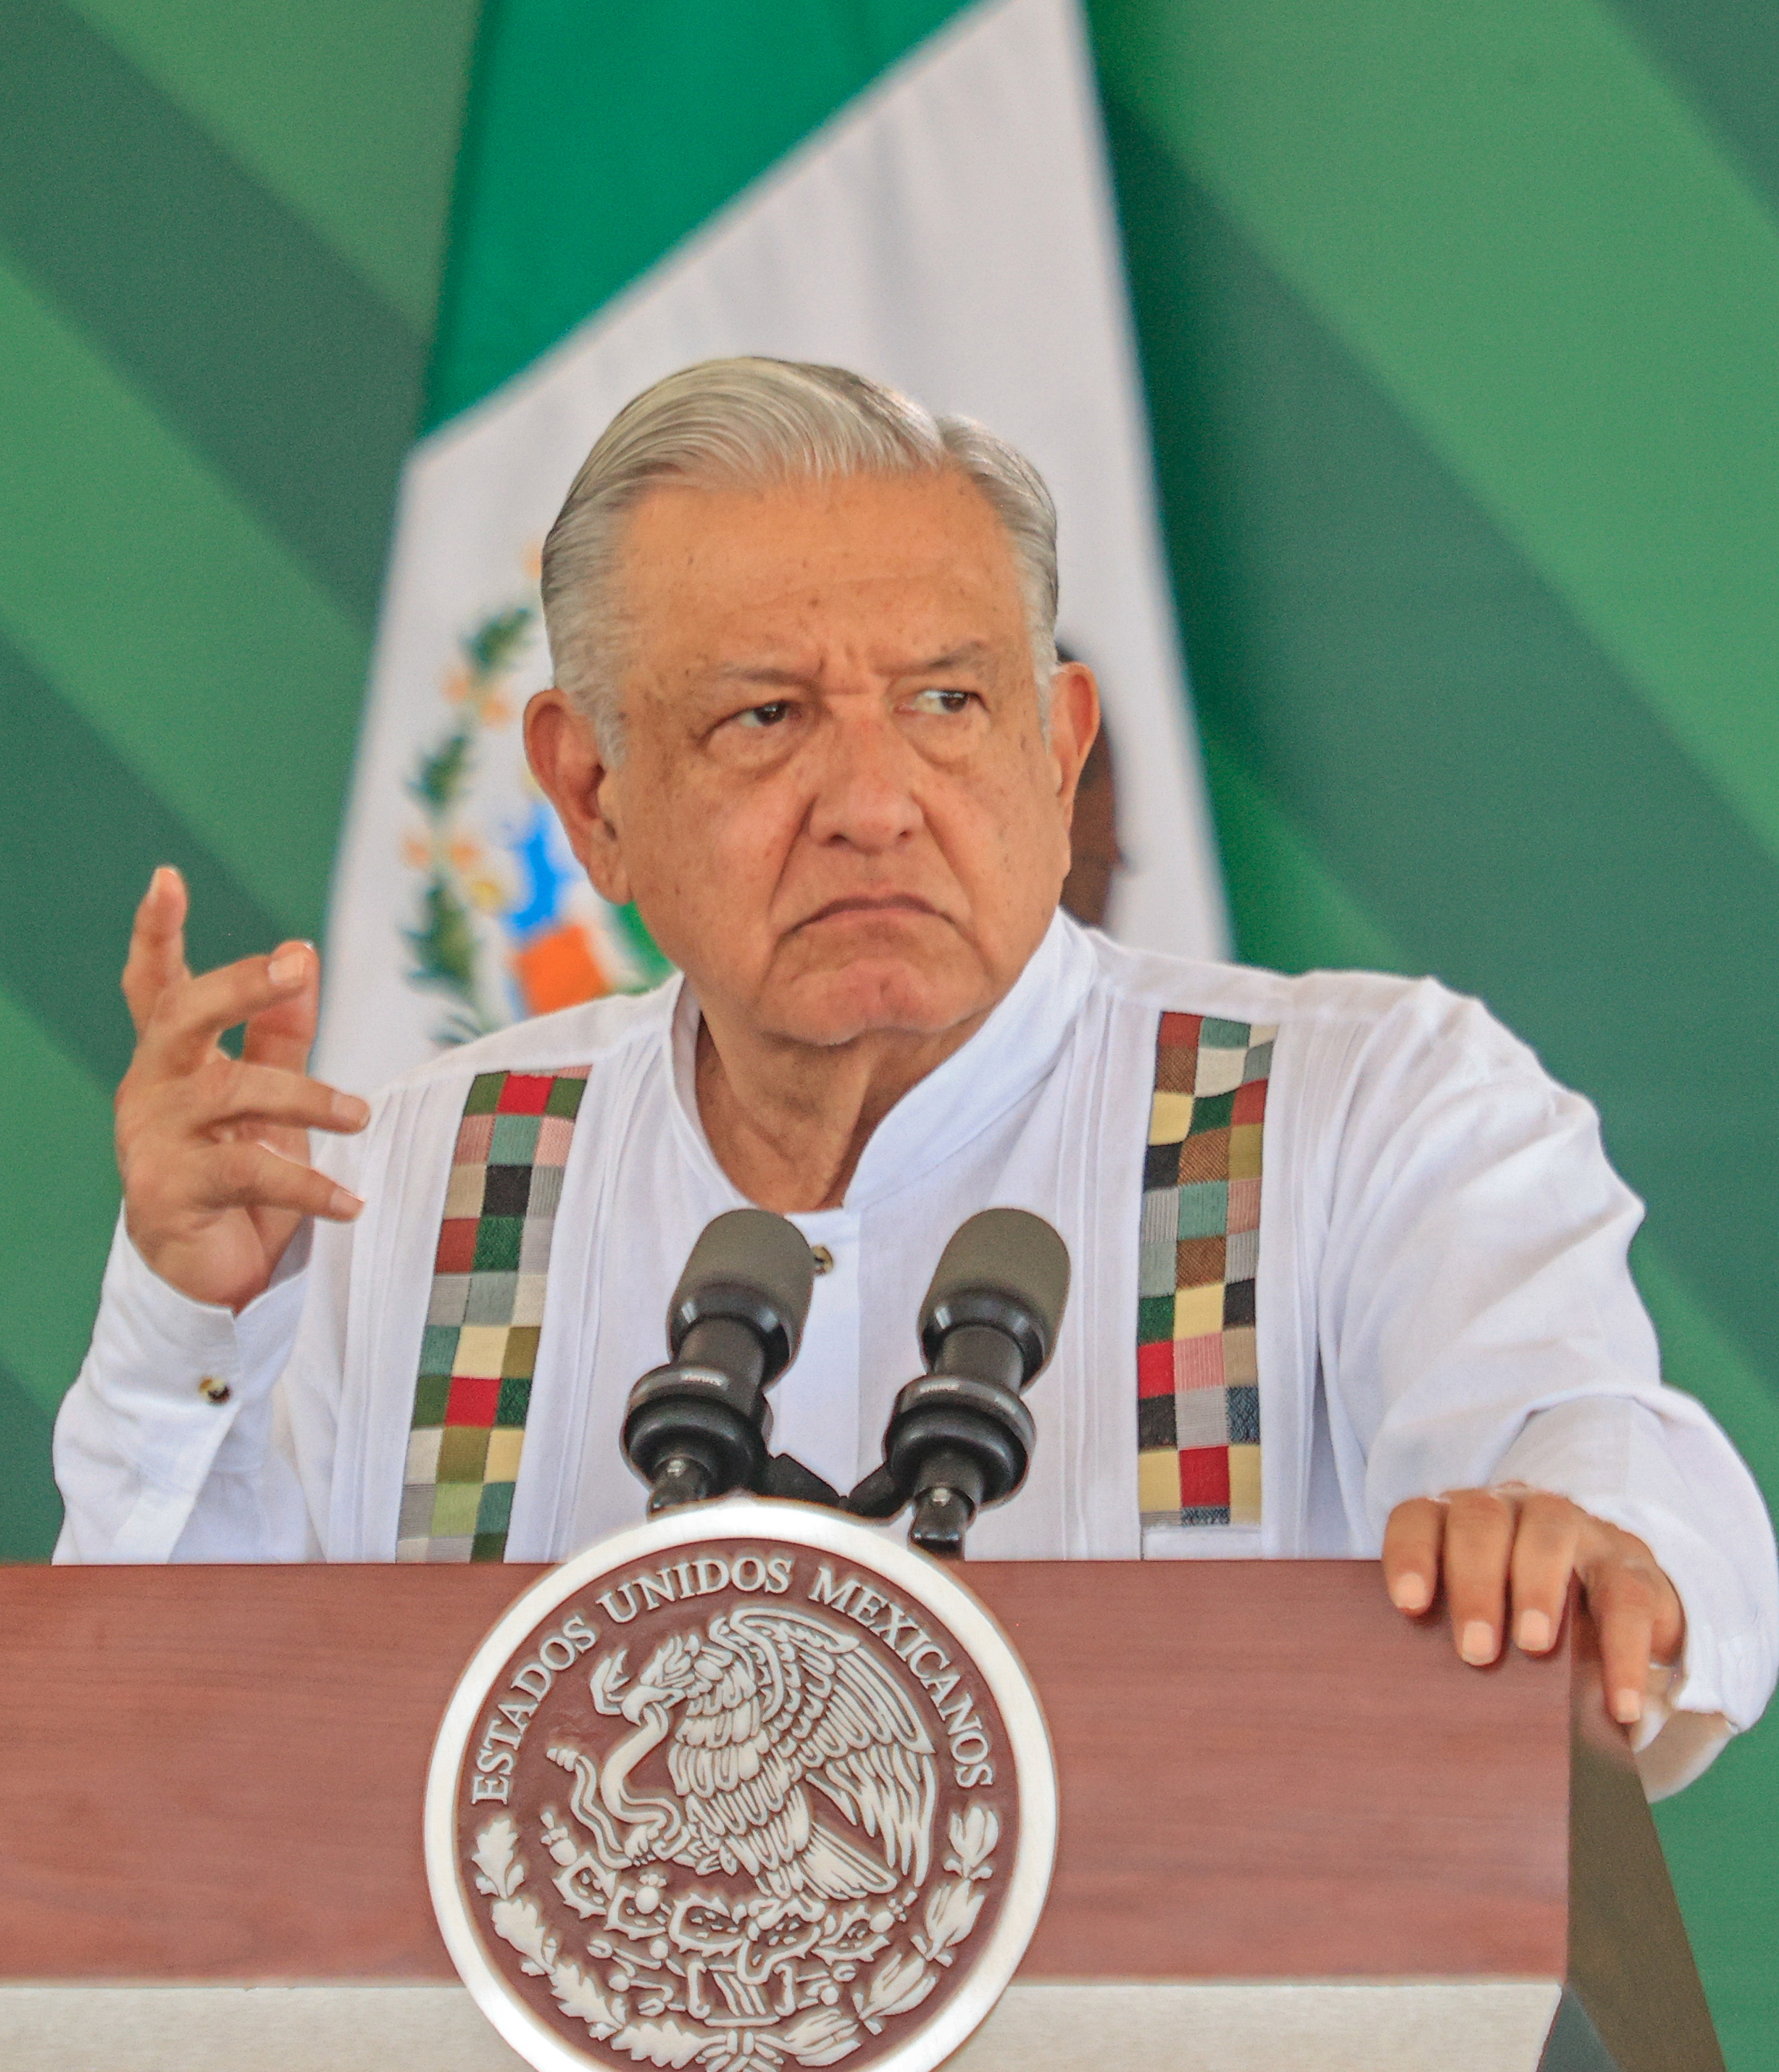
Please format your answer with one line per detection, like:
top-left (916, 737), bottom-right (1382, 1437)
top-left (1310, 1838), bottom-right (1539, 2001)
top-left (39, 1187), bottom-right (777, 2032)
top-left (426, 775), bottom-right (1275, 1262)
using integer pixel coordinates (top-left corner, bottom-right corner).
top-left (911, 688), bottom-right (975, 715)
top-left (734, 701), bottom-right (791, 729)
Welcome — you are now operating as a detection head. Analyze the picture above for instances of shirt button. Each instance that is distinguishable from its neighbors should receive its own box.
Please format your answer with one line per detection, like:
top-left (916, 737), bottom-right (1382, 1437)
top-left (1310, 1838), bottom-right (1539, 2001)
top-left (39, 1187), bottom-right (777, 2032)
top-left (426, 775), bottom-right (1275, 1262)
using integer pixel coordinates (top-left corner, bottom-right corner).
top-left (199, 1376), bottom-right (232, 1405)
top-left (809, 1245), bottom-right (835, 1276)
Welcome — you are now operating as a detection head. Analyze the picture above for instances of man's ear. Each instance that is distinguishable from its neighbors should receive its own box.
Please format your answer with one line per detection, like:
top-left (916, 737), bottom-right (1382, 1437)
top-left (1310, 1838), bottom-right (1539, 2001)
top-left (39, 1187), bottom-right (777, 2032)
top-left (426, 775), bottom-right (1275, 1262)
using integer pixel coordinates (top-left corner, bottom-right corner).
top-left (524, 689), bottom-right (633, 907)
top-left (1046, 661), bottom-right (1101, 824)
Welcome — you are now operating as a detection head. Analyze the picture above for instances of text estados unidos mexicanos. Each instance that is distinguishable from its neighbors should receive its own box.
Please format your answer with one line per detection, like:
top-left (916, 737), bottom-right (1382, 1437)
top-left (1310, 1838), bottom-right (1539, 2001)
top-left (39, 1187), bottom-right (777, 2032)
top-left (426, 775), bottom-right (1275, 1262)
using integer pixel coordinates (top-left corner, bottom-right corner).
top-left (467, 1549), bottom-right (997, 1802)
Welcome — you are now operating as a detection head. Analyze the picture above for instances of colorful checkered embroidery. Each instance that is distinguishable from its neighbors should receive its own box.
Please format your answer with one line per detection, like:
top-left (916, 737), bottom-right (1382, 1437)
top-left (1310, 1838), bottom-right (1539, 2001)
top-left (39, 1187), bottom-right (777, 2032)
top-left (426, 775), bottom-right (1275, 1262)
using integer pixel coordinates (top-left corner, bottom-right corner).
top-left (1136, 1013), bottom-right (1275, 1529)
top-left (396, 1068), bottom-right (590, 1562)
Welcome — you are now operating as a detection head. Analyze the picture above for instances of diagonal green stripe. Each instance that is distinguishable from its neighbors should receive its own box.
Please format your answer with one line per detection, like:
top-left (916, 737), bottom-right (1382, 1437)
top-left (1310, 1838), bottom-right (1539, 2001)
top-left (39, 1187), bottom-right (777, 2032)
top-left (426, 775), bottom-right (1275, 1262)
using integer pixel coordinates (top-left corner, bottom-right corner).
top-left (0, 1358), bottom-right (62, 1561)
top-left (1102, 101), bottom-right (1779, 1391)
top-left (1641, 1242), bottom-right (1779, 2058)
top-left (1612, 0), bottom-right (1779, 219)
top-left (0, 986), bottom-right (117, 1423)
top-left (0, 0), bottom-right (425, 631)
top-left (1091, 0), bottom-right (1779, 870)
top-left (0, 629), bottom-right (288, 1090)
top-left (1196, 728), bottom-right (1406, 979)
top-left (0, 250), bottom-right (366, 934)
top-left (67, 0), bottom-right (480, 333)
top-left (428, 0), bottom-right (971, 425)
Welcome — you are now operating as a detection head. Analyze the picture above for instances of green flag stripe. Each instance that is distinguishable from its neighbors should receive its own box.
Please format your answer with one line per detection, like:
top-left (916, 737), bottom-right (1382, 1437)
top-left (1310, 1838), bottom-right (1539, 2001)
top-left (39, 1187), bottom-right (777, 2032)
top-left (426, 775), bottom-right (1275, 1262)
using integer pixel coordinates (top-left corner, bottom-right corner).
top-left (1614, 0), bottom-right (1779, 217)
top-left (67, 0), bottom-right (481, 331)
top-left (0, 0), bottom-right (424, 631)
top-left (427, 0), bottom-right (972, 427)
top-left (1105, 104), bottom-right (1779, 1385)
top-left (1091, 0), bottom-right (1779, 868)
top-left (0, 986), bottom-right (118, 1420)
top-left (0, 250), bottom-right (367, 935)
top-left (0, 628), bottom-right (288, 1089)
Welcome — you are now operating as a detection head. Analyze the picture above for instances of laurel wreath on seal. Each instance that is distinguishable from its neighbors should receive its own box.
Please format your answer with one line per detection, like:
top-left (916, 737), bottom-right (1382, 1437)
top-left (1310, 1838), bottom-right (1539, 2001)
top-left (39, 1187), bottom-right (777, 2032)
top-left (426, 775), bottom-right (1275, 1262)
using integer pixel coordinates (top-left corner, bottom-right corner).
top-left (472, 1804), bottom-right (999, 2070)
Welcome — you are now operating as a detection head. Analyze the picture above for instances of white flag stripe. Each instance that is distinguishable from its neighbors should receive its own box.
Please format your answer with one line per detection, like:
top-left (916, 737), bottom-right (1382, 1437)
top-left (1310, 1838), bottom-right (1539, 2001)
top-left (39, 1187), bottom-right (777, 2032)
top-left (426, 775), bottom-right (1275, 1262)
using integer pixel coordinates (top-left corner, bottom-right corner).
top-left (320, 0), bottom-right (1225, 1094)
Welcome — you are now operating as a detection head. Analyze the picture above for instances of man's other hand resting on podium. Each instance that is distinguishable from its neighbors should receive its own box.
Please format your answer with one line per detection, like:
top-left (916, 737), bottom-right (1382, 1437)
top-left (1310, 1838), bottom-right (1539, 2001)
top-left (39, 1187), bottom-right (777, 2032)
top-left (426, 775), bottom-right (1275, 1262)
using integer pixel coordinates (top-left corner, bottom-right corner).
top-left (56, 359), bottom-right (1776, 1802)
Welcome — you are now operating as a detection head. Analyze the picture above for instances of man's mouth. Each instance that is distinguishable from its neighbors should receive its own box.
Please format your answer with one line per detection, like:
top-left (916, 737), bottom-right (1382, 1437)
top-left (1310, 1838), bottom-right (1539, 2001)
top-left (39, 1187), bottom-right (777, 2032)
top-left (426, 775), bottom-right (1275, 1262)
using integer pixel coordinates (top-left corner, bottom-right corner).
top-left (794, 895), bottom-right (943, 930)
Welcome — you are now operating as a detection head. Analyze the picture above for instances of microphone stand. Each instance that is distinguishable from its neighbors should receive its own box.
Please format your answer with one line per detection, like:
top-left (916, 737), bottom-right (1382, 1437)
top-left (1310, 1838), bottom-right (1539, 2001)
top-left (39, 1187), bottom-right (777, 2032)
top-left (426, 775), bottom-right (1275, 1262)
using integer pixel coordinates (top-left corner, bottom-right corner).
top-left (622, 1209), bottom-right (1070, 1557)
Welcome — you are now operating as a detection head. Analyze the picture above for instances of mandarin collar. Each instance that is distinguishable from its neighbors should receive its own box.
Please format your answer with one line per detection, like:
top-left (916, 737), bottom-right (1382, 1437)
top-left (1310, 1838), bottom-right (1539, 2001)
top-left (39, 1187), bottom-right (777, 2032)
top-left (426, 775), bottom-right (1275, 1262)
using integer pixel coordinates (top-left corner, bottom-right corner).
top-left (667, 912), bottom-right (1095, 1210)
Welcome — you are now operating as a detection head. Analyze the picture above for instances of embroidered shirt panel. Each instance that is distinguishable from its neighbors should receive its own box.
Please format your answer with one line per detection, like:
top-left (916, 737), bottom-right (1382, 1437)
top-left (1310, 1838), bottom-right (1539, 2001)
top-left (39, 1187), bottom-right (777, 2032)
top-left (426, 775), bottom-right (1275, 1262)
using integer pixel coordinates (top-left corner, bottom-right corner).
top-left (396, 1068), bottom-right (590, 1561)
top-left (1136, 1013), bottom-right (1275, 1528)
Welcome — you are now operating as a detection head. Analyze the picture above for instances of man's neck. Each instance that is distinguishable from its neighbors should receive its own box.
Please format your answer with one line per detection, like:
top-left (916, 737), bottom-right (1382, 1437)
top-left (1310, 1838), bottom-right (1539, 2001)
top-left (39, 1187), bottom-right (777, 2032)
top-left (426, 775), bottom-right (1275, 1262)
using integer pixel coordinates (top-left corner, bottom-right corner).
top-left (693, 1012), bottom-right (990, 1212)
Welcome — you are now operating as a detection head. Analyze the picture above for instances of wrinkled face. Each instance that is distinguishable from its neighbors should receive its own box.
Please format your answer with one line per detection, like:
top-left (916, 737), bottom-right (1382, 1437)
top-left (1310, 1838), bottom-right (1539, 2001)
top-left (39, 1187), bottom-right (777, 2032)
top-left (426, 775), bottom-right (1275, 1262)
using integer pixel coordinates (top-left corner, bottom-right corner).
top-left (564, 470), bottom-right (1093, 1050)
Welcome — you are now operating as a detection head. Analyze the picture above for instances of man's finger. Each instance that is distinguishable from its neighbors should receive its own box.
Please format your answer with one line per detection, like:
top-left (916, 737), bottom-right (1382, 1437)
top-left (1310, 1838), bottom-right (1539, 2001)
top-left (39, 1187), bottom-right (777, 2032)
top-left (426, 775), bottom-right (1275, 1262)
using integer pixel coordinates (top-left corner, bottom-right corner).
top-left (1441, 1488), bottom-right (1517, 1666)
top-left (1508, 1493), bottom-right (1583, 1654)
top-left (1383, 1497), bottom-right (1446, 1614)
top-left (167, 1060), bottom-right (369, 1139)
top-left (193, 1139), bottom-right (364, 1223)
top-left (1588, 1563), bottom-right (1659, 1726)
top-left (121, 866), bottom-right (191, 1036)
top-left (241, 942), bottom-right (321, 1078)
top-left (136, 949), bottom-right (313, 1078)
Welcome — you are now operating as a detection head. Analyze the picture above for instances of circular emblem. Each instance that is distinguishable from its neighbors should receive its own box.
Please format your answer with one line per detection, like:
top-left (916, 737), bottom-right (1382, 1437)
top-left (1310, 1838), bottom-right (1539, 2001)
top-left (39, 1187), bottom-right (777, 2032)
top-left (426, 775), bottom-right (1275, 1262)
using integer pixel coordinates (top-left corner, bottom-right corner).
top-left (427, 1499), bottom-right (1057, 2072)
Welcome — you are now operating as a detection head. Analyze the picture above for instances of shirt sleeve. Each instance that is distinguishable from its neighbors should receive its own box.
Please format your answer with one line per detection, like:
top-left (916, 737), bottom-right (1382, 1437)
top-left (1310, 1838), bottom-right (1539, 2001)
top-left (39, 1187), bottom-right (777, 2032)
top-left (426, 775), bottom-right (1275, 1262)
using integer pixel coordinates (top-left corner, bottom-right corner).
top-left (52, 1214), bottom-right (319, 1561)
top-left (1315, 982), bottom-right (1779, 1786)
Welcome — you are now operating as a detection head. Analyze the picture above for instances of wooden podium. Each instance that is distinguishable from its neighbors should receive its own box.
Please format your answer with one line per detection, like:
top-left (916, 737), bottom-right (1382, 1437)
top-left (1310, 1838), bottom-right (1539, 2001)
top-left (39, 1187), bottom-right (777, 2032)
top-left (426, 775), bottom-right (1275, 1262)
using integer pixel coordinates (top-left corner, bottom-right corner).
top-left (0, 1560), bottom-right (1720, 2072)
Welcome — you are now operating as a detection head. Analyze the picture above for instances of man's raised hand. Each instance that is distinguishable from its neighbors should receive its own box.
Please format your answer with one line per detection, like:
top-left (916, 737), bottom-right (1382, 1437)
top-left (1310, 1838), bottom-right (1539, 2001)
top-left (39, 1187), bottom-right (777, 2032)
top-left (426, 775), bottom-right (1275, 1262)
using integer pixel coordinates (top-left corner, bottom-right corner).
top-left (114, 867), bottom-right (368, 1312)
top-left (1383, 1486), bottom-right (1685, 1731)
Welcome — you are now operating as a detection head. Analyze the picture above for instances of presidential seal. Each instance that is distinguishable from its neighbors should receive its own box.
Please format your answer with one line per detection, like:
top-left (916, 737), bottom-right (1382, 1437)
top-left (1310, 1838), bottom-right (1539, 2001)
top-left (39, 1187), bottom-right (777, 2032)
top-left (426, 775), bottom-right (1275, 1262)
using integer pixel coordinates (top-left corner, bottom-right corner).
top-left (426, 1499), bottom-right (1057, 2072)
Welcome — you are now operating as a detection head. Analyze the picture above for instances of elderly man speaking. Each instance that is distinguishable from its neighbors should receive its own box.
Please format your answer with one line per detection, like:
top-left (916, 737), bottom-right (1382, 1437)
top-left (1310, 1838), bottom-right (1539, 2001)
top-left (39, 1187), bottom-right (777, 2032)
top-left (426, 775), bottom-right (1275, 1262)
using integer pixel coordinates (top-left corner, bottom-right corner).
top-left (57, 359), bottom-right (1775, 1794)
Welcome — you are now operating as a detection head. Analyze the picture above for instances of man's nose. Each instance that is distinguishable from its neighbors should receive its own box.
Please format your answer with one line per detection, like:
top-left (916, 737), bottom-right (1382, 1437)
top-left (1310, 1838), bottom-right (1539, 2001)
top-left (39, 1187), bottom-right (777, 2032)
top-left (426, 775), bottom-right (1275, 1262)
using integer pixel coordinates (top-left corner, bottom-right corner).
top-left (804, 707), bottom-right (924, 852)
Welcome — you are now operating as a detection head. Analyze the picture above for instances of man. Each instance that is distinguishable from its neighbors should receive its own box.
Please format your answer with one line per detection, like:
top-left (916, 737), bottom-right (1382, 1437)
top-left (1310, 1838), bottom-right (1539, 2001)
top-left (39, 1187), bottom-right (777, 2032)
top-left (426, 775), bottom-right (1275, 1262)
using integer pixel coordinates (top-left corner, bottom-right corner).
top-left (57, 359), bottom-right (1775, 1797)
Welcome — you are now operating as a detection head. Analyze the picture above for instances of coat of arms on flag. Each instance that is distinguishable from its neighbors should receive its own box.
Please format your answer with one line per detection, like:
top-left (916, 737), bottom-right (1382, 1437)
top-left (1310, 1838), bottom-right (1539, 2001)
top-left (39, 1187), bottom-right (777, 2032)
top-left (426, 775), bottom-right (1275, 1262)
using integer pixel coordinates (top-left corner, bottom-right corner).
top-left (399, 577), bottom-right (670, 1050)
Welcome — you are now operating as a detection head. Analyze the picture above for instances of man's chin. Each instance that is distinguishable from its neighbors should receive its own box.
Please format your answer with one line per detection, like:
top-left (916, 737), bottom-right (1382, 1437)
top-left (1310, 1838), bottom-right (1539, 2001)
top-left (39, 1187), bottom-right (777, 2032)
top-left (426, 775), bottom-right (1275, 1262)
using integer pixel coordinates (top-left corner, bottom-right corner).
top-left (763, 956), bottom-right (991, 1049)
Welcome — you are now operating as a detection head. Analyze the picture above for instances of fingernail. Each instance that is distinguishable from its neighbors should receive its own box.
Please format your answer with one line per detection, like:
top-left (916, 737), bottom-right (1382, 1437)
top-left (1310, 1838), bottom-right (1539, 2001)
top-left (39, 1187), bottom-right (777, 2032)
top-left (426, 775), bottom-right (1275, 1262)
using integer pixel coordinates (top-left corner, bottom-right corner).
top-left (329, 1185), bottom-right (364, 1219)
top-left (1612, 1687), bottom-right (1643, 1726)
top-left (332, 1093), bottom-right (370, 1128)
top-left (1460, 1620), bottom-right (1497, 1665)
top-left (1517, 1610), bottom-right (1553, 1654)
top-left (1391, 1573), bottom-right (1431, 1613)
top-left (268, 950), bottom-right (307, 986)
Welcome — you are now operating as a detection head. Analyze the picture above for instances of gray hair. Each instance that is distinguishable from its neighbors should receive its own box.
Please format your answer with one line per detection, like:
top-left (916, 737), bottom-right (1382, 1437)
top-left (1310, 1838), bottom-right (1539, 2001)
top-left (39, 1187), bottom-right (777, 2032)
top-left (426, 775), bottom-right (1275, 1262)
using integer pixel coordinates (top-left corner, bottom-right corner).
top-left (539, 357), bottom-right (1059, 759)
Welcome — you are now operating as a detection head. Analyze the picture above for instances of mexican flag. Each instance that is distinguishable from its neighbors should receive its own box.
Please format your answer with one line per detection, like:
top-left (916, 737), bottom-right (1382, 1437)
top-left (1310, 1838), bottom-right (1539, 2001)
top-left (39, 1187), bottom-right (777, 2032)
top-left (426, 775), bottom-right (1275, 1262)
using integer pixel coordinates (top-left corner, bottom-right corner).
top-left (317, 0), bottom-right (1225, 1093)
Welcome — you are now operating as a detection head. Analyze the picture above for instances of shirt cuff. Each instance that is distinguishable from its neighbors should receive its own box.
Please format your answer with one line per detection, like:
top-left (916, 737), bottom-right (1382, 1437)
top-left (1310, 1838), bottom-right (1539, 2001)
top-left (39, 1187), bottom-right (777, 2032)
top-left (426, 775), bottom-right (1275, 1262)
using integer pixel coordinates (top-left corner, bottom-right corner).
top-left (103, 1213), bottom-right (309, 1398)
top-left (1493, 1394), bottom-right (1778, 1744)
top-left (65, 1215), bottom-right (310, 1557)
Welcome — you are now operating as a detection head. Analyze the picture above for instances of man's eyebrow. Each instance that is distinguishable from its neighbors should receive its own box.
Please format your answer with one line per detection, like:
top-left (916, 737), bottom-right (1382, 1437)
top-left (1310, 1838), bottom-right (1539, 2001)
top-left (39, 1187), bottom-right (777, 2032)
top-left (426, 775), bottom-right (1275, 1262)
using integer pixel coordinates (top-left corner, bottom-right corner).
top-left (712, 664), bottom-right (812, 688)
top-left (899, 642), bottom-right (993, 675)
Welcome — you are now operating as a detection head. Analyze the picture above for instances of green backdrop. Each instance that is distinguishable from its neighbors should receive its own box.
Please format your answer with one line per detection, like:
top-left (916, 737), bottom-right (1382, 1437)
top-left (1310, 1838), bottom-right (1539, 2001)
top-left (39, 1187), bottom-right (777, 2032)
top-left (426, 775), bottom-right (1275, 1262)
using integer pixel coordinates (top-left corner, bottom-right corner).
top-left (1, 0), bottom-right (1774, 2055)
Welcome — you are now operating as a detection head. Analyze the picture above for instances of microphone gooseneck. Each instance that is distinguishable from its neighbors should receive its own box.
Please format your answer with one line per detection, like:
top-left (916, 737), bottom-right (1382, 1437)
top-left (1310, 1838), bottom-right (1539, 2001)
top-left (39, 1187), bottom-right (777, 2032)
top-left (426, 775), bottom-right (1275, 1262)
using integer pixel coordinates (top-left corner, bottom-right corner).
top-left (849, 1209), bottom-right (1071, 1556)
top-left (621, 1210), bottom-right (817, 1513)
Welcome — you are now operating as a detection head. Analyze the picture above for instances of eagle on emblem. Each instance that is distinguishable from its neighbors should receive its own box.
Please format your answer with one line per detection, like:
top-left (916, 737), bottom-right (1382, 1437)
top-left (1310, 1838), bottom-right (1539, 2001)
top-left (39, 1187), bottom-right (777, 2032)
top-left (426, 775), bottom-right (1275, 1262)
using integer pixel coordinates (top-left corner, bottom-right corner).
top-left (549, 1605), bottom-right (938, 1907)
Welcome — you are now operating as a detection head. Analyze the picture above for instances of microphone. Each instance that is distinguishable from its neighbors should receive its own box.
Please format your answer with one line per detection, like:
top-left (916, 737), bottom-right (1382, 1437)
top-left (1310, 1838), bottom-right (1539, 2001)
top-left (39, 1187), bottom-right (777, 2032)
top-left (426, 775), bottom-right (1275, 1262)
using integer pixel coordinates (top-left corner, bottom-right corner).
top-left (622, 1210), bottom-right (817, 1513)
top-left (850, 1209), bottom-right (1071, 1555)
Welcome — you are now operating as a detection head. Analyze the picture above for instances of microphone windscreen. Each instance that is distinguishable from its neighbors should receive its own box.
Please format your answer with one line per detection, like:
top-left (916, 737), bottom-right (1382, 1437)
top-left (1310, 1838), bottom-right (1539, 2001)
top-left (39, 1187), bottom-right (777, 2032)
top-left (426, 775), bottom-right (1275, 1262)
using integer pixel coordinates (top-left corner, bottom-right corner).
top-left (670, 1207), bottom-right (817, 1360)
top-left (919, 1208), bottom-right (1071, 1375)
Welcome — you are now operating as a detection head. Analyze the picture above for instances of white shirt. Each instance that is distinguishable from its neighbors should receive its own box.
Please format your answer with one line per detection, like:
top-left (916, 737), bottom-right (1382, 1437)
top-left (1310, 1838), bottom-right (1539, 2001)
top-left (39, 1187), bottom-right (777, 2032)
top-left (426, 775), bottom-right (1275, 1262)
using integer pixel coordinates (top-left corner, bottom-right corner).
top-left (55, 916), bottom-right (1778, 1792)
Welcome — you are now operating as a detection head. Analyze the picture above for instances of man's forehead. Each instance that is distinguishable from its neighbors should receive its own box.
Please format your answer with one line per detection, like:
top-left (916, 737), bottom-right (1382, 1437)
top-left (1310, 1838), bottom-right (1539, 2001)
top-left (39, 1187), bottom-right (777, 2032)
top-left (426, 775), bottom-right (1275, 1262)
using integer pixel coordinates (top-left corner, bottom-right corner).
top-left (618, 475), bottom-right (1028, 683)
top-left (711, 638), bottom-right (1000, 687)
top-left (621, 470), bottom-right (1021, 594)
